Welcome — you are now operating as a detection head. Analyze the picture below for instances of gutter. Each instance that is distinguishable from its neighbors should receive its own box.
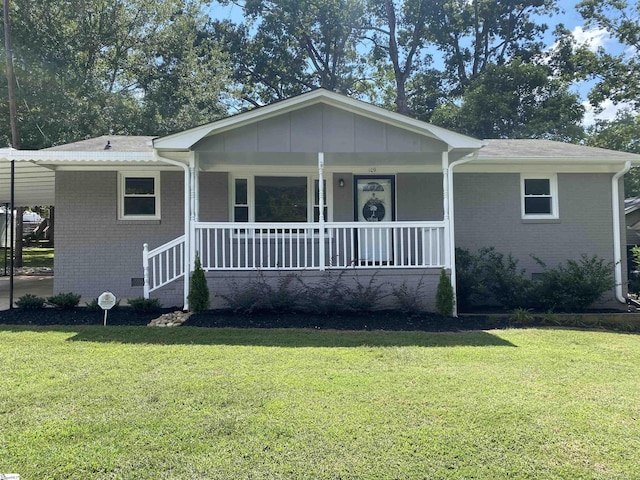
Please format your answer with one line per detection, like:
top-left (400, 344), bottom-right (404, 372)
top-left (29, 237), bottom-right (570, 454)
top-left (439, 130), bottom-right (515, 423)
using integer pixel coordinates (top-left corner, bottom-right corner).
top-left (152, 151), bottom-right (192, 310)
top-left (448, 151), bottom-right (479, 317)
top-left (612, 161), bottom-right (632, 304)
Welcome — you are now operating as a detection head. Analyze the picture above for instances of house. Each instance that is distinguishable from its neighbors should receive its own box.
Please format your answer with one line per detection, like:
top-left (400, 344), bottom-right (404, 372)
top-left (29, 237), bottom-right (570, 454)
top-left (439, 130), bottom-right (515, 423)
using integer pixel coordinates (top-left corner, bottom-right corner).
top-left (1, 89), bottom-right (640, 313)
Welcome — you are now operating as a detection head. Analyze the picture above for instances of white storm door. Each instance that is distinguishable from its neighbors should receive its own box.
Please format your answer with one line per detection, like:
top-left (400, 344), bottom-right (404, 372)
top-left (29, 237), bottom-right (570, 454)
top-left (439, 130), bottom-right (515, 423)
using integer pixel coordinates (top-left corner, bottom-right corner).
top-left (355, 176), bottom-right (395, 264)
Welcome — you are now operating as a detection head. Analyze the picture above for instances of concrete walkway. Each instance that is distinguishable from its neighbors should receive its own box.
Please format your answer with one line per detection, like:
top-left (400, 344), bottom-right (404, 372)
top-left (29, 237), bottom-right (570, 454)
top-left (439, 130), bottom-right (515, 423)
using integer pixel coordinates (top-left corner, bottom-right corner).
top-left (0, 275), bottom-right (54, 310)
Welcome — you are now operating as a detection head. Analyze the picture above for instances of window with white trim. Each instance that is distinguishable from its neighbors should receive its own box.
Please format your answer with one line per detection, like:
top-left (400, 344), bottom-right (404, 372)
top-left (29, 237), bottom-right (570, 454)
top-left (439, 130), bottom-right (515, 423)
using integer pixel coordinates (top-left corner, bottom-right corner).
top-left (119, 172), bottom-right (160, 220)
top-left (232, 175), bottom-right (327, 222)
top-left (521, 174), bottom-right (558, 219)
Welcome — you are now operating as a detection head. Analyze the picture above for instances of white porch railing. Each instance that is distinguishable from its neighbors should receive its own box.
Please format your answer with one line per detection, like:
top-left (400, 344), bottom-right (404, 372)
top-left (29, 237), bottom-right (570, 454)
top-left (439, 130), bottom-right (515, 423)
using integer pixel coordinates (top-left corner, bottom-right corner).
top-left (143, 235), bottom-right (186, 296)
top-left (194, 221), bottom-right (446, 270)
top-left (143, 222), bottom-right (447, 297)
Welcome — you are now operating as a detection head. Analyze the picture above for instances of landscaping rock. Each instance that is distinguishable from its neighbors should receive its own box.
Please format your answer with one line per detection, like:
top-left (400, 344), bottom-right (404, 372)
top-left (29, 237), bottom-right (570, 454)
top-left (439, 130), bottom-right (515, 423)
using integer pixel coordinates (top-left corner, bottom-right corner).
top-left (147, 311), bottom-right (191, 327)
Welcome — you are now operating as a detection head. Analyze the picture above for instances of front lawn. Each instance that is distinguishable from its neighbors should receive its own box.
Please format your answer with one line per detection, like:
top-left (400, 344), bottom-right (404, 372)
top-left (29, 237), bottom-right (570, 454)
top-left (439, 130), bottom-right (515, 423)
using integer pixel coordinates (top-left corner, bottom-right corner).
top-left (1, 326), bottom-right (638, 479)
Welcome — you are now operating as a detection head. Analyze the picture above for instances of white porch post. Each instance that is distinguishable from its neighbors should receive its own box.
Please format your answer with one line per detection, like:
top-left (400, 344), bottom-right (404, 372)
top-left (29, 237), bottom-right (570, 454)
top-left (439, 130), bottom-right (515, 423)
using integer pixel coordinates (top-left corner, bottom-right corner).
top-left (318, 152), bottom-right (326, 270)
top-left (187, 154), bottom-right (197, 308)
top-left (442, 152), bottom-right (450, 268)
top-left (143, 243), bottom-right (150, 298)
top-left (442, 151), bottom-right (458, 316)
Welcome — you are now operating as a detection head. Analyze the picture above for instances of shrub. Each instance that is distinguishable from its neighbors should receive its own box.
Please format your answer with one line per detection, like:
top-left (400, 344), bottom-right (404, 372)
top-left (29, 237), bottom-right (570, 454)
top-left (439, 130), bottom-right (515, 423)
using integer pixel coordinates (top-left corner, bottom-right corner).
top-left (532, 255), bottom-right (614, 312)
top-left (188, 254), bottom-right (210, 313)
top-left (481, 248), bottom-right (536, 310)
top-left (342, 271), bottom-right (388, 312)
top-left (16, 293), bottom-right (46, 309)
top-left (455, 247), bottom-right (488, 309)
top-left (219, 271), bottom-right (302, 313)
top-left (298, 271), bottom-right (349, 314)
top-left (390, 277), bottom-right (425, 315)
top-left (435, 269), bottom-right (454, 317)
top-left (128, 297), bottom-right (162, 313)
top-left (47, 292), bottom-right (81, 310)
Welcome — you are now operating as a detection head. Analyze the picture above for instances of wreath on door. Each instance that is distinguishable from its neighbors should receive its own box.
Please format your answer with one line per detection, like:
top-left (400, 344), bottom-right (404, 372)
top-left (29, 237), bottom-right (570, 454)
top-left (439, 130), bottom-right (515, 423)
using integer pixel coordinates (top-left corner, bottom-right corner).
top-left (363, 197), bottom-right (385, 221)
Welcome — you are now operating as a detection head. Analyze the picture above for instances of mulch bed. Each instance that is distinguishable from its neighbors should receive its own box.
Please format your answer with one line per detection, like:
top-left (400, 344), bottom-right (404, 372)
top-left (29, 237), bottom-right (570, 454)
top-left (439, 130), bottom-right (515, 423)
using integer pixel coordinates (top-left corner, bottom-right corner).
top-left (1, 307), bottom-right (637, 332)
top-left (0, 307), bottom-right (512, 331)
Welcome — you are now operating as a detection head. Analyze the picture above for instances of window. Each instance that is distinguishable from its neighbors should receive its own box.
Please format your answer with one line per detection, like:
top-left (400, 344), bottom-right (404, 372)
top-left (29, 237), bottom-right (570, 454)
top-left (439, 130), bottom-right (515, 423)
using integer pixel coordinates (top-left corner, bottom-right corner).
top-left (232, 175), bottom-right (328, 223)
top-left (119, 173), bottom-right (160, 219)
top-left (234, 178), bottom-right (248, 222)
top-left (521, 174), bottom-right (558, 219)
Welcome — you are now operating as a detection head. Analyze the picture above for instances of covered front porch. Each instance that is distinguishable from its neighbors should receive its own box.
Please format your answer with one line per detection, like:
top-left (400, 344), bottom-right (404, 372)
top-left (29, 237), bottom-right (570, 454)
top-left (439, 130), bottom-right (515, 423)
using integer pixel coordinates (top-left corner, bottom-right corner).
top-left (143, 89), bottom-right (485, 311)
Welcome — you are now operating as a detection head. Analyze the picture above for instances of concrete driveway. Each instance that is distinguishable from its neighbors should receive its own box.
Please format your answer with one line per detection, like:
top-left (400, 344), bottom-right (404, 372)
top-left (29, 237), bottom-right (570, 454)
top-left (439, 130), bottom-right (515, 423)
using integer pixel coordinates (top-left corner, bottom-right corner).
top-left (0, 275), bottom-right (54, 310)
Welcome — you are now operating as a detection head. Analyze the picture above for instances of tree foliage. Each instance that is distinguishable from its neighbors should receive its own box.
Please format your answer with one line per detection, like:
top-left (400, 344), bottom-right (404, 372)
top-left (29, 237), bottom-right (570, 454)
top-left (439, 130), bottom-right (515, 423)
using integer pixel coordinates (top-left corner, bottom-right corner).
top-left (577, 0), bottom-right (640, 110)
top-left (430, 59), bottom-right (584, 140)
top-left (0, 0), bottom-right (230, 148)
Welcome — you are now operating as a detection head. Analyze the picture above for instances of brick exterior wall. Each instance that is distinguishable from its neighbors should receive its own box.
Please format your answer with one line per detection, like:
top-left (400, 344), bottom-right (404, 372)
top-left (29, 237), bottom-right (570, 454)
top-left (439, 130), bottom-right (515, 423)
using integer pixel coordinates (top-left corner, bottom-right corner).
top-left (54, 170), bottom-right (185, 302)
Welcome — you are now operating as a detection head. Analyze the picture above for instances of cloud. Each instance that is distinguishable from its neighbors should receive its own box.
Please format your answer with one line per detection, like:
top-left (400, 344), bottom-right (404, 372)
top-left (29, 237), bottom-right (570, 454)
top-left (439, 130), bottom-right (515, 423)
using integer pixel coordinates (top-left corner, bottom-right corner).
top-left (582, 99), bottom-right (635, 125)
top-left (571, 26), bottom-right (611, 51)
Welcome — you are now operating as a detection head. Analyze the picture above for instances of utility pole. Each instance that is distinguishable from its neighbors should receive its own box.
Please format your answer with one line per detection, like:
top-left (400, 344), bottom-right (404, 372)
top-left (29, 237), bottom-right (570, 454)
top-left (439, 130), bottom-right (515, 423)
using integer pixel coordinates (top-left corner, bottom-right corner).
top-left (4, 0), bottom-right (20, 150)
top-left (4, 0), bottom-right (21, 307)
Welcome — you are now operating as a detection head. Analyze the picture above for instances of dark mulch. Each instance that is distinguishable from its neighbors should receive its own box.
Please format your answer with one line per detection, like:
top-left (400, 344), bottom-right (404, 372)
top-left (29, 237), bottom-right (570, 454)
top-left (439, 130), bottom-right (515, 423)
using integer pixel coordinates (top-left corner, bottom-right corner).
top-left (1, 307), bottom-right (637, 333)
top-left (0, 307), bottom-right (513, 331)
top-left (0, 307), bottom-right (171, 326)
top-left (185, 310), bottom-right (511, 331)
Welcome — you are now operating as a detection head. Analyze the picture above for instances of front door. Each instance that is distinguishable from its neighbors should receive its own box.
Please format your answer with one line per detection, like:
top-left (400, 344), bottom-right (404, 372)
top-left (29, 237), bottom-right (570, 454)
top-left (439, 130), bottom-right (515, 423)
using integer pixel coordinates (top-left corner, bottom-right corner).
top-left (354, 175), bottom-right (395, 264)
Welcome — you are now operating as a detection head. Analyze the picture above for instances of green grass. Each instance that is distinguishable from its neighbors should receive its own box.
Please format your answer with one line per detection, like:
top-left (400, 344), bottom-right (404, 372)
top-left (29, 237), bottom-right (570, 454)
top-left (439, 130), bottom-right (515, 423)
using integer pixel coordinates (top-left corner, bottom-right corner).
top-left (0, 247), bottom-right (54, 269)
top-left (1, 326), bottom-right (639, 479)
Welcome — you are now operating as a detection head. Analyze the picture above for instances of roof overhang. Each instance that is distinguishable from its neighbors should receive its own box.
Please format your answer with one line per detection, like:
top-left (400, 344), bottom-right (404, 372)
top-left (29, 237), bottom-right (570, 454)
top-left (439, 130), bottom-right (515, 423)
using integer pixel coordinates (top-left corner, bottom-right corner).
top-left (0, 148), bottom-right (157, 206)
top-left (153, 89), bottom-right (485, 152)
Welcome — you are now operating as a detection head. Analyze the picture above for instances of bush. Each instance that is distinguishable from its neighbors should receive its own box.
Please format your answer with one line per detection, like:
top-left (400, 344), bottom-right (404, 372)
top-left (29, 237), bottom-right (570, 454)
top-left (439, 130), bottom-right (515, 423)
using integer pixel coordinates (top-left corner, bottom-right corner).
top-left (220, 271), bottom-right (303, 314)
top-left (457, 247), bottom-right (615, 312)
top-left (47, 292), bottom-right (81, 310)
top-left (390, 277), bottom-right (425, 315)
top-left (455, 247), bottom-right (487, 309)
top-left (341, 271), bottom-right (388, 312)
top-left (297, 271), bottom-right (349, 314)
top-left (128, 297), bottom-right (162, 314)
top-left (16, 293), bottom-right (46, 309)
top-left (532, 255), bottom-right (614, 312)
top-left (188, 254), bottom-right (210, 313)
top-left (435, 269), bottom-right (454, 317)
top-left (481, 248), bottom-right (536, 310)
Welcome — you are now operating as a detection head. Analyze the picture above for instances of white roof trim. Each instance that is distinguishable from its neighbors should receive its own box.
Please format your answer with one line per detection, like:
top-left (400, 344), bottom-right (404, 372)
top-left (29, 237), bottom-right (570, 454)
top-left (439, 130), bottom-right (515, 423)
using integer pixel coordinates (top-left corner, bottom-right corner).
top-left (0, 149), bottom-right (156, 163)
top-left (153, 89), bottom-right (485, 151)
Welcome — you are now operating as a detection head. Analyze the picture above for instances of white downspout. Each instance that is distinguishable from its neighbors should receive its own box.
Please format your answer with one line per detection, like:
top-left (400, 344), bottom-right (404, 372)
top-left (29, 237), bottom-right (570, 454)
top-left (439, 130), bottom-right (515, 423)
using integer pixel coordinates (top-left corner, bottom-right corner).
top-left (447, 151), bottom-right (479, 317)
top-left (153, 151), bottom-right (191, 310)
top-left (612, 161), bottom-right (631, 304)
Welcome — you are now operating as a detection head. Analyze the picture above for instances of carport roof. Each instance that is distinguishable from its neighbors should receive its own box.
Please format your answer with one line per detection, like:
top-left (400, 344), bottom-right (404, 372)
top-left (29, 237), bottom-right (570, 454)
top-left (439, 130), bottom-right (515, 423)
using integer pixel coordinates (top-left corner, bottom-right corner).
top-left (0, 136), bottom-right (156, 206)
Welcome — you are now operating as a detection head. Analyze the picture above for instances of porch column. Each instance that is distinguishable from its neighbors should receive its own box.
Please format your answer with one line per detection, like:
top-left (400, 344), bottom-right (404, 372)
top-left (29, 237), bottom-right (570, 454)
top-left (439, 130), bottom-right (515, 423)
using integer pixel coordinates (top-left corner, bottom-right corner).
top-left (318, 152), bottom-right (326, 270)
top-left (441, 151), bottom-right (451, 269)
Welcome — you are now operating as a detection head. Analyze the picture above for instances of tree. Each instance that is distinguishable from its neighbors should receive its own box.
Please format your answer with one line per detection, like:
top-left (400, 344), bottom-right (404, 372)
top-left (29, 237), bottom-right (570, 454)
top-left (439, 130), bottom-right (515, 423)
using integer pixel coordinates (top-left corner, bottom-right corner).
top-left (586, 110), bottom-right (640, 196)
top-left (362, 0), bottom-right (435, 115)
top-left (214, 0), bottom-right (365, 108)
top-left (0, 0), bottom-right (231, 148)
top-left (430, 59), bottom-right (584, 140)
top-left (577, 0), bottom-right (640, 110)
top-left (424, 0), bottom-right (556, 93)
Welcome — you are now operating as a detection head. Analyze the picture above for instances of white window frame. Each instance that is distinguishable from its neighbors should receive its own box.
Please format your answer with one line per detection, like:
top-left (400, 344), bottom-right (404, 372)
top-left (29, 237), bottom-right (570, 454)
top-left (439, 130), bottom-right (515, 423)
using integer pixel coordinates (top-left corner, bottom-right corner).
top-left (231, 174), bottom-right (330, 223)
top-left (118, 172), bottom-right (161, 220)
top-left (521, 173), bottom-right (558, 219)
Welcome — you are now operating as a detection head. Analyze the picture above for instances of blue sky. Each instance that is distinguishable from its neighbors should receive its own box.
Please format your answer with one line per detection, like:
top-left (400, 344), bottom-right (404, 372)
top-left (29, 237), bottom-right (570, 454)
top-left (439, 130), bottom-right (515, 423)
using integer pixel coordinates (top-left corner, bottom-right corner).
top-left (208, 0), bottom-right (634, 124)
